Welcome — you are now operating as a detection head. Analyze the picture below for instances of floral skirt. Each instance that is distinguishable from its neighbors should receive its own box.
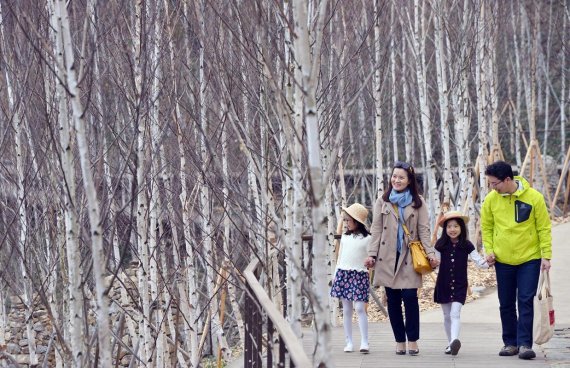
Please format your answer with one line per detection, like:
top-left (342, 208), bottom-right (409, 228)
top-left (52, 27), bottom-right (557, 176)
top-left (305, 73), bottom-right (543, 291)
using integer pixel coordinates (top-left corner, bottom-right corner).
top-left (330, 269), bottom-right (370, 302)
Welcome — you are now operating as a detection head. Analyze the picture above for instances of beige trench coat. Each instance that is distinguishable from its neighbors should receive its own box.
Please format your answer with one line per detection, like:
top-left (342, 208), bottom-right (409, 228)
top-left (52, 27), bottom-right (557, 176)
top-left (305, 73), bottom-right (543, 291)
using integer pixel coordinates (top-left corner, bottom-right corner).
top-left (367, 196), bottom-right (434, 289)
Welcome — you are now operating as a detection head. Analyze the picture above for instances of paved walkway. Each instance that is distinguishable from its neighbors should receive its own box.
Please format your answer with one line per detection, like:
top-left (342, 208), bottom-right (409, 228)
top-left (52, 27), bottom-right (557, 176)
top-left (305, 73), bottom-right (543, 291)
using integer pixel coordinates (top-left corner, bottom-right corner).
top-left (302, 221), bottom-right (570, 367)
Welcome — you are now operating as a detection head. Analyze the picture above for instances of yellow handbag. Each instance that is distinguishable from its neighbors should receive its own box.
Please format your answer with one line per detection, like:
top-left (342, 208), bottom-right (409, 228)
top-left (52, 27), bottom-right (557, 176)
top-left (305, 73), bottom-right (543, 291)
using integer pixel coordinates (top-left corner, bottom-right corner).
top-left (406, 238), bottom-right (433, 274)
top-left (393, 204), bottom-right (432, 274)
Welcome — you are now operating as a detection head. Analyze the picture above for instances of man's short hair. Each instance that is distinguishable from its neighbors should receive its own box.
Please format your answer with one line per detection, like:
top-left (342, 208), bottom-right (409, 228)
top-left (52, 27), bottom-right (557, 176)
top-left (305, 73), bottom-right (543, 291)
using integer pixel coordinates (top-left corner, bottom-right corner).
top-left (485, 161), bottom-right (514, 180)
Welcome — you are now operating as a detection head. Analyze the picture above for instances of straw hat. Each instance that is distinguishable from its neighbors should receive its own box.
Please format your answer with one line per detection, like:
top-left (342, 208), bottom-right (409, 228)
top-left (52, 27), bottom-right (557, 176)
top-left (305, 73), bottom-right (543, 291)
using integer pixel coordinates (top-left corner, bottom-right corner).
top-left (342, 203), bottom-right (369, 229)
top-left (438, 210), bottom-right (469, 227)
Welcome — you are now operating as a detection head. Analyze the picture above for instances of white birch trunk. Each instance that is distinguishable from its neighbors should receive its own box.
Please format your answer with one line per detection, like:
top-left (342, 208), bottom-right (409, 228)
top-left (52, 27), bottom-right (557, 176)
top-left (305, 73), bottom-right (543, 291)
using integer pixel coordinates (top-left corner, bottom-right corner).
top-left (149, 2), bottom-right (165, 363)
top-left (452, 46), bottom-right (472, 211)
top-left (133, 0), bottom-right (152, 363)
top-left (475, 0), bottom-right (489, 200)
top-left (291, 0), bottom-right (332, 365)
top-left (374, 0), bottom-right (385, 192)
top-left (288, 0), bottom-right (305, 338)
top-left (281, 7), bottom-right (296, 327)
top-left (172, 2), bottom-right (199, 364)
top-left (511, 2), bottom-right (523, 167)
top-left (220, 104), bottom-right (245, 344)
top-left (195, 0), bottom-right (230, 360)
top-left (401, 30), bottom-right (412, 163)
top-left (390, 3), bottom-right (398, 162)
top-left (176, 114), bottom-right (200, 366)
top-left (433, 1), bottom-right (452, 208)
top-left (52, 24), bottom-right (85, 365)
top-left (54, 0), bottom-right (111, 364)
top-left (488, 4), bottom-right (500, 158)
top-left (411, 0), bottom-right (439, 219)
top-left (561, 10), bottom-right (567, 158)
top-left (156, 81), bottom-right (187, 367)
top-left (44, 218), bottom-right (64, 368)
top-left (44, 0), bottom-right (85, 363)
top-left (0, 288), bottom-right (5, 347)
top-left (1, 2), bottom-right (37, 364)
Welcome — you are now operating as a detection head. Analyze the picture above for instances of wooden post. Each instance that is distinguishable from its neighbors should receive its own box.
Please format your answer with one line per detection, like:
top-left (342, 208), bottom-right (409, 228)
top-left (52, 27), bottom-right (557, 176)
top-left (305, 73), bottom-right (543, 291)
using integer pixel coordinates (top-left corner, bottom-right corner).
top-left (217, 267), bottom-right (228, 368)
top-left (520, 139), bottom-right (553, 205)
top-left (550, 145), bottom-right (570, 217)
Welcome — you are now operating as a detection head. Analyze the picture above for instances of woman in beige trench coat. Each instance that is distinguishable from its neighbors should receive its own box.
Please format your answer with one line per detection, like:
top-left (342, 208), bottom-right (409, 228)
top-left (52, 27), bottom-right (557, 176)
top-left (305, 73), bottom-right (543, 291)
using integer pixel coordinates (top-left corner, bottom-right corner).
top-left (364, 161), bottom-right (438, 355)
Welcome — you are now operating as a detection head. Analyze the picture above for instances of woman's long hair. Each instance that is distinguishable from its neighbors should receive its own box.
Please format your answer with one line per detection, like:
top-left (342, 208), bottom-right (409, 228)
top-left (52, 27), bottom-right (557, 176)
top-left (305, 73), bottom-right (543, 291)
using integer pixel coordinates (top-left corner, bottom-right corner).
top-left (382, 161), bottom-right (422, 208)
top-left (435, 218), bottom-right (469, 252)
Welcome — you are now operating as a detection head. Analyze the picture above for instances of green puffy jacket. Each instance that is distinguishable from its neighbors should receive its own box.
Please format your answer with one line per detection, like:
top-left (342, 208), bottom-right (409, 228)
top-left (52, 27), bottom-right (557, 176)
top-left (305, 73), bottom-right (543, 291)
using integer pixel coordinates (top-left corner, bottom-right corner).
top-left (481, 176), bottom-right (552, 265)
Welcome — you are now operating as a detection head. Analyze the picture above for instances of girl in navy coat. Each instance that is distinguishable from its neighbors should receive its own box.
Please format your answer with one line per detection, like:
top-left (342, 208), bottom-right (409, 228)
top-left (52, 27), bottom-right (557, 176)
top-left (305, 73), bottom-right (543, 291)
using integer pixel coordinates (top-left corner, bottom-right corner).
top-left (434, 211), bottom-right (488, 356)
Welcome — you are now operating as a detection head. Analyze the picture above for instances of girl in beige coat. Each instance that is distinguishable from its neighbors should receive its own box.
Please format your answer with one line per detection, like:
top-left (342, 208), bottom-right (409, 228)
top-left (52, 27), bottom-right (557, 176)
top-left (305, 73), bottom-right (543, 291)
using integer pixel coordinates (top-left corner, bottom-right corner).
top-left (364, 161), bottom-right (438, 355)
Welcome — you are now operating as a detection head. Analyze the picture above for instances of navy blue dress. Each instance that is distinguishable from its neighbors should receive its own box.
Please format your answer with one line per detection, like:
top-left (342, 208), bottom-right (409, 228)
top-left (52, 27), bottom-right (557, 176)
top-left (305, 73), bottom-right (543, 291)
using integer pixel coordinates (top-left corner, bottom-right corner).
top-left (433, 240), bottom-right (476, 305)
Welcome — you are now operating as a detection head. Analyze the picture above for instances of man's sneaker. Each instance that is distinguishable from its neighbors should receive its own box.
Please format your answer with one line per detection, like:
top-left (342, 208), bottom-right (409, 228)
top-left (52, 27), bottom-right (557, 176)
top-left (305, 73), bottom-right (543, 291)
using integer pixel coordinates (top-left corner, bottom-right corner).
top-left (450, 339), bottom-right (461, 356)
top-left (499, 345), bottom-right (519, 356)
top-left (344, 343), bottom-right (353, 353)
top-left (518, 346), bottom-right (536, 360)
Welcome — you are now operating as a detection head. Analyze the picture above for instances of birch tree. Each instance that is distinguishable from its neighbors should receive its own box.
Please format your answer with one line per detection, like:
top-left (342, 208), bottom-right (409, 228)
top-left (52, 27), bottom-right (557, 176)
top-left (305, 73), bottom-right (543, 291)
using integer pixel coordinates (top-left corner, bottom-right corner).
top-left (51, 0), bottom-right (112, 364)
top-left (409, 0), bottom-right (440, 220)
top-left (374, 0), bottom-right (385, 192)
top-left (1, 6), bottom-right (38, 364)
top-left (432, 0), bottom-right (452, 209)
top-left (291, 0), bottom-right (332, 365)
top-left (47, 0), bottom-right (86, 361)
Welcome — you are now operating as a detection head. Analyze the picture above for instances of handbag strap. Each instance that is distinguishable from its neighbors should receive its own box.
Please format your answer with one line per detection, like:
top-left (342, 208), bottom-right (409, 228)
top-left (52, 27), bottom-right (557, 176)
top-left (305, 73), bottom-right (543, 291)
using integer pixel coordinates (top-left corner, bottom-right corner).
top-left (537, 270), bottom-right (552, 298)
top-left (393, 203), bottom-right (412, 238)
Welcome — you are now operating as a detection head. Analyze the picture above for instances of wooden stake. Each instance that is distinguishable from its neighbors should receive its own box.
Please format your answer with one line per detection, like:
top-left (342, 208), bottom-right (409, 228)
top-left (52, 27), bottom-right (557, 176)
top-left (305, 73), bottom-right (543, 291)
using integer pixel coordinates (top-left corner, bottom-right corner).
top-left (550, 145), bottom-right (570, 217)
top-left (519, 139), bottom-right (552, 204)
top-left (217, 268), bottom-right (228, 368)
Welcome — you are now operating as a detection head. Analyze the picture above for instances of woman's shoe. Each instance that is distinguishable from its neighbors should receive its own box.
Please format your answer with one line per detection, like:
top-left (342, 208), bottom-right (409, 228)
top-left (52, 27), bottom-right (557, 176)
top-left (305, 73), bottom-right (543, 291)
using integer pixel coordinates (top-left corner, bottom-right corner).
top-left (444, 346), bottom-right (451, 354)
top-left (395, 342), bottom-right (406, 355)
top-left (344, 343), bottom-right (354, 352)
top-left (408, 341), bottom-right (419, 355)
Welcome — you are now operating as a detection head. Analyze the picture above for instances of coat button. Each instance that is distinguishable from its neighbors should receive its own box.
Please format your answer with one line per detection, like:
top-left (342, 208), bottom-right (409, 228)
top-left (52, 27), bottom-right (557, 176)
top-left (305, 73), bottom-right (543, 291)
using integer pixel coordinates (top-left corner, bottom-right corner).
top-left (384, 226), bottom-right (387, 229)
top-left (381, 241), bottom-right (385, 245)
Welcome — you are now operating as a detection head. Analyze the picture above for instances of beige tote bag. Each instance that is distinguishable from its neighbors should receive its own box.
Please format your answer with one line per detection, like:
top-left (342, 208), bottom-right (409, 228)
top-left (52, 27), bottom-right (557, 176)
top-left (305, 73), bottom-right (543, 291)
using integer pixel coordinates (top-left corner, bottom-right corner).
top-left (533, 270), bottom-right (555, 345)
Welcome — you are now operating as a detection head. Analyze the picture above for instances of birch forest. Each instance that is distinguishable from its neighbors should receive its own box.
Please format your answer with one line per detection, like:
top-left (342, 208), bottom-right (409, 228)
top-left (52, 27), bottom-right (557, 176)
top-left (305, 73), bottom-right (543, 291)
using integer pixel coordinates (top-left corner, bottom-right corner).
top-left (0, 0), bottom-right (568, 367)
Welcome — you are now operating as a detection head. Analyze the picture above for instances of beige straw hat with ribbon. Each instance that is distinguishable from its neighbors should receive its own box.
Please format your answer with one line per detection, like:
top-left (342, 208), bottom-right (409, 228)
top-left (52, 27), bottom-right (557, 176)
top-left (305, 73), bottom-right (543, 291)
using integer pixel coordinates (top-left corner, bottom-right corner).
top-left (438, 210), bottom-right (469, 227)
top-left (341, 203), bottom-right (369, 229)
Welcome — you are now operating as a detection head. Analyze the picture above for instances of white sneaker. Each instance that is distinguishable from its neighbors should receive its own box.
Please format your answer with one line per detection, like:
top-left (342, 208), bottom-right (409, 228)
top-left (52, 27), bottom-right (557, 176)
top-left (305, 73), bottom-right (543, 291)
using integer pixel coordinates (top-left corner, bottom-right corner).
top-left (344, 343), bottom-right (354, 352)
top-left (360, 344), bottom-right (369, 354)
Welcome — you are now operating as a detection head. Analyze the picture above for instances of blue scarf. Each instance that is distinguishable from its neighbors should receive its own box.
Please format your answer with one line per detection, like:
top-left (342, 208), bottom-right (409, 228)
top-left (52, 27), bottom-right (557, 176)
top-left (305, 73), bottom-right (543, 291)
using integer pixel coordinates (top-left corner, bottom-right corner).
top-left (389, 189), bottom-right (413, 253)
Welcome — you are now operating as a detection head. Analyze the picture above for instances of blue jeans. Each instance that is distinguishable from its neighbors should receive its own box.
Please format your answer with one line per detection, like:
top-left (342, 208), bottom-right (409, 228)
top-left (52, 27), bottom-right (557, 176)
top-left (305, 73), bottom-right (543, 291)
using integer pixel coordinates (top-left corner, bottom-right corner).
top-left (385, 287), bottom-right (420, 342)
top-left (495, 259), bottom-right (541, 348)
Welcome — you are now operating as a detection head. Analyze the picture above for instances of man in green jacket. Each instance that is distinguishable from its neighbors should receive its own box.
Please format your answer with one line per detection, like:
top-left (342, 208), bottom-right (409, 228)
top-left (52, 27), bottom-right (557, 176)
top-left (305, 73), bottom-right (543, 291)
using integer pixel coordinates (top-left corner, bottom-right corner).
top-left (481, 161), bottom-right (552, 360)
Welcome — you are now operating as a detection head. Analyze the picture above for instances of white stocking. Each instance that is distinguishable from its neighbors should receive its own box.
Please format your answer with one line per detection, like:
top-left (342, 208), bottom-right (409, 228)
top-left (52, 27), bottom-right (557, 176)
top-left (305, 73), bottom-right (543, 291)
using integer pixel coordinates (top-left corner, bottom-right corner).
top-left (449, 302), bottom-right (462, 341)
top-left (441, 302), bottom-right (463, 343)
top-left (441, 303), bottom-right (452, 343)
top-left (355, 301), bottom-right (369, 347)
top-left (342, 299), bottom-right (353, 345)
